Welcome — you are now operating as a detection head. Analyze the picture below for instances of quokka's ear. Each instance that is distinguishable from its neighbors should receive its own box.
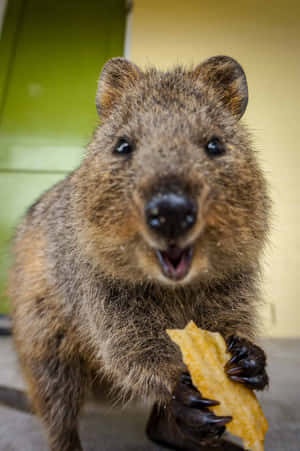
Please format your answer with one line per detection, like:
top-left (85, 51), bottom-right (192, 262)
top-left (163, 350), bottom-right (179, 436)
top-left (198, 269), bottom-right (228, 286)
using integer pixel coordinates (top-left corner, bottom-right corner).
top-left (193, 56), bottom-right (248, 120)
top-left (96, 57), bottom-right (141, 119)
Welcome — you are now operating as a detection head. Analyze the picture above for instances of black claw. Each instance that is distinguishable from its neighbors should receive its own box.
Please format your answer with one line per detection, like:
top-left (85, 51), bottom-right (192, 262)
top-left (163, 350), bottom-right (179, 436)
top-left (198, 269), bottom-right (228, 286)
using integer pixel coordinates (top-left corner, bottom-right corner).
top-left (226, 335), bottom-right (235, 351)
top-left (225, 354), bottom-right (239, 367)
top-left (230, 375), bottom-right (246, 384)
top-left (225, 358), bottom-right (233, 368)
top-left (233, 348), bottom-right (248, 364)
top-left (190, 397), bottom-right (220, 408)
top-left (226, 366), bottom-right (243, 376)
top-left (205, 414), bottom-right (232, 426)
top-left (230, 371), bottom-right (268, 390)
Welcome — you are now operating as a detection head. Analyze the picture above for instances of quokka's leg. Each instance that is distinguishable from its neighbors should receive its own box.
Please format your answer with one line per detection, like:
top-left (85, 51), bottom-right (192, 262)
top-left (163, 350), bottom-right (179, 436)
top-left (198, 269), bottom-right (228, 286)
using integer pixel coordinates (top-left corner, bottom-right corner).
top-left (14, 322), bottom-right (87, 451)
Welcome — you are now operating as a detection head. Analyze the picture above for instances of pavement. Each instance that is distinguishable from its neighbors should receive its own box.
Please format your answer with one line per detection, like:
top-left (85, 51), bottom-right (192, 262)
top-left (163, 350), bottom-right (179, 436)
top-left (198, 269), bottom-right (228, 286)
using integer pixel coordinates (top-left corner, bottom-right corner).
top-left (0, 336), bottom-right (299, 451)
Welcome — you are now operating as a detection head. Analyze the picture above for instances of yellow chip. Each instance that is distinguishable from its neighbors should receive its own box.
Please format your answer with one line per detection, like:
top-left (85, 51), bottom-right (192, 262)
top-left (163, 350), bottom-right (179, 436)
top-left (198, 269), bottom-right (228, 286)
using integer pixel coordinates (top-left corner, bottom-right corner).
top-left (167, 321), bottom-right (268, 451)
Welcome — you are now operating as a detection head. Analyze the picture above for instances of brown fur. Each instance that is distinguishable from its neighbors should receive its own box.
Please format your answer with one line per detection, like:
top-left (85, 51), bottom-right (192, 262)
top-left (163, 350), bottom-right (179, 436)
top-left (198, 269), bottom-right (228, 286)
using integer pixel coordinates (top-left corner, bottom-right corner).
top-left (9, 56), bottom-right (271, 451)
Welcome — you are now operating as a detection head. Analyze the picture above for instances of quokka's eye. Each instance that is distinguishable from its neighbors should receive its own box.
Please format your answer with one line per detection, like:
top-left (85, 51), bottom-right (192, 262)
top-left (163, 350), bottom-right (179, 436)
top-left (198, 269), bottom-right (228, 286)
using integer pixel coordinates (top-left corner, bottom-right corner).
top-left (205, 137), bottom-right (226, 157)
top-left (114, 138), bottom-right (134, 156)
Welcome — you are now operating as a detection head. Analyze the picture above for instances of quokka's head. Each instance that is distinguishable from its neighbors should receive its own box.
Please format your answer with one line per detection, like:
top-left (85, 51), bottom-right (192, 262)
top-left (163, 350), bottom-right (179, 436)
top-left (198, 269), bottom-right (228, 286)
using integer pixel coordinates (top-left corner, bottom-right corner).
top-left (73, 56), bottom-right (270, 287)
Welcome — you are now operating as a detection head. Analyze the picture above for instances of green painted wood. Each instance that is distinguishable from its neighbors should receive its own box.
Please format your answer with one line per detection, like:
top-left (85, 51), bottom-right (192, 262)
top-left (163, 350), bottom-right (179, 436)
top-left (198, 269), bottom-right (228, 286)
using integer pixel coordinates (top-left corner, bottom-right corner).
top-left (0, 0), bottom-right (126, 172)
top-left (0, 0), bottom-right (23, 111)
top-left (0, 172), bottom-right (65, 313)
top-left (0, 0), bottom-right (126, 312)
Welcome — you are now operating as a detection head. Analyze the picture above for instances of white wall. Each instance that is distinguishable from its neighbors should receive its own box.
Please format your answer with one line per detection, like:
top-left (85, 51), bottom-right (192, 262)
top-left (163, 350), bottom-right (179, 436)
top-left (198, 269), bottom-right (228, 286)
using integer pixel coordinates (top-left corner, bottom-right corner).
top-left (131, 0), bottom-right (300, 337)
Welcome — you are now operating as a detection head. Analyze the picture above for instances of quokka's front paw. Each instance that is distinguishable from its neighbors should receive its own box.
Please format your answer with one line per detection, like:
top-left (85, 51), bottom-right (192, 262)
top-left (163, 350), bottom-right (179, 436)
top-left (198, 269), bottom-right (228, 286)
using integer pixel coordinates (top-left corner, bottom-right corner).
top-left (225, 335), bottom-right (269, 391)
top-left (147, 372), bottom-right (240, 450)
top-left (170, 372), bottom-right (232, 444)
top-left (147, 372), bottom-right (249, 451)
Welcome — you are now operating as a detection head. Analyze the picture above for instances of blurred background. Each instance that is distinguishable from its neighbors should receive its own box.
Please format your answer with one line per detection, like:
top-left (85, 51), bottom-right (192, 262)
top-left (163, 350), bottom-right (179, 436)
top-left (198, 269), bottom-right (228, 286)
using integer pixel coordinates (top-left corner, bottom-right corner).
top-left (0, 0), bottom-right (299, 337)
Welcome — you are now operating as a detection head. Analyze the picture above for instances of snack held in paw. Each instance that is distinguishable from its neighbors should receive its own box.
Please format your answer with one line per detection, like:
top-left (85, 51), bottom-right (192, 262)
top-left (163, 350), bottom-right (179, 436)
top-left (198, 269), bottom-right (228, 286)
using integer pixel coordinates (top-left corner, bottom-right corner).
top-left (167, 321), bottom-right (268, 451)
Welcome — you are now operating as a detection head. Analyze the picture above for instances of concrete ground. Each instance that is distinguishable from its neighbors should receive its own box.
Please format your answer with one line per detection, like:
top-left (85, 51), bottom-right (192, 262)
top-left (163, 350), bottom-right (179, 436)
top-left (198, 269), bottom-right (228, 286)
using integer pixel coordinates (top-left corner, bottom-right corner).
top-left (0, 336), bottom-right (299, 451)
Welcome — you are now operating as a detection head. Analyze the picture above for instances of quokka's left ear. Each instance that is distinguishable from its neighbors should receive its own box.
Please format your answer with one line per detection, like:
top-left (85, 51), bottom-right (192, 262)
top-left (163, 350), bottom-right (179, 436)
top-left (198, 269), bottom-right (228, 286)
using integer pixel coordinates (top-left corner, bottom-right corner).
top-left (193, 55), bottom-right (248, 120)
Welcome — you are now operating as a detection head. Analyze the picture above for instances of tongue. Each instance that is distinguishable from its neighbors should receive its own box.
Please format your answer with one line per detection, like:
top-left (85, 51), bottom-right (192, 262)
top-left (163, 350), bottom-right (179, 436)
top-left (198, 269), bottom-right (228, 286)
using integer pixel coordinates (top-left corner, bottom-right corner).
top-left (159, 247), bottom-right (192, 280)
top-left (163, 250), bottom-right (184, 269)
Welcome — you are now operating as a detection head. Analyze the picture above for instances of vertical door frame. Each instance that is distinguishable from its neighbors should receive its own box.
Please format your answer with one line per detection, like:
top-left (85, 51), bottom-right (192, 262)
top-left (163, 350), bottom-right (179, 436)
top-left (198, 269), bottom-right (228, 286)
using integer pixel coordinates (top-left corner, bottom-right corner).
top-left (0, 0), bottom-right (7, 34)
top-left (124, 0), bottom-right (133, 59)
top-left (0, 0), bottom-right (24, 119)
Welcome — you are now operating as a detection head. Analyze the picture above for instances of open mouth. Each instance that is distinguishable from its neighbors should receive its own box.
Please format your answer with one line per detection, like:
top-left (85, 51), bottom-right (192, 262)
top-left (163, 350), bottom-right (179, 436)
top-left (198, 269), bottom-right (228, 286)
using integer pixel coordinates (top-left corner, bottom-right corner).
top-left (156, 246), bottom-right (193, 281)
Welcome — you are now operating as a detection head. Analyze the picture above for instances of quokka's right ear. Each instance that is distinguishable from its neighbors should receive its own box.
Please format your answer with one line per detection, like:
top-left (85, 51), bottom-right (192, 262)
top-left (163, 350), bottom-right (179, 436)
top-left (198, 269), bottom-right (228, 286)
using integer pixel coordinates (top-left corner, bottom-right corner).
top-left (193, 55), bottom-right (248, 120)
top-left (96, 57), bottom-right (141, 119)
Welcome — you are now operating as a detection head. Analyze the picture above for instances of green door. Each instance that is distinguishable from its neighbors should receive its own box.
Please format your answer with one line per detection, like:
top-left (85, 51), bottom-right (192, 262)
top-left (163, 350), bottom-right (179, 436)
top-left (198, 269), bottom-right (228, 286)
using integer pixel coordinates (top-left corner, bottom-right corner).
top-left (0, 0), bottom-right (126, 312)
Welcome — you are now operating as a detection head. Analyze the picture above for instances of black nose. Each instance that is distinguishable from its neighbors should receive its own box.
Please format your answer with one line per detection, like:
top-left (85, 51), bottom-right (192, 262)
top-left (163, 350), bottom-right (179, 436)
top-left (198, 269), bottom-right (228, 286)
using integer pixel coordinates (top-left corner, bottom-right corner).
top-left (145, 193), bottom-right (197, 240)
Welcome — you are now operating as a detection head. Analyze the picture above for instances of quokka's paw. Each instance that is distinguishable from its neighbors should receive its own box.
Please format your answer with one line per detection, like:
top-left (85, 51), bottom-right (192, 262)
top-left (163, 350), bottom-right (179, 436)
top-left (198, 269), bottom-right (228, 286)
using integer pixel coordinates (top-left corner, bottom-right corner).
top-left (170, 372), bottom-right (232, 444)
top-left (225, 335), bottom-right (269, 391)
top-left (147, 372), bottom-right (249, 450)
